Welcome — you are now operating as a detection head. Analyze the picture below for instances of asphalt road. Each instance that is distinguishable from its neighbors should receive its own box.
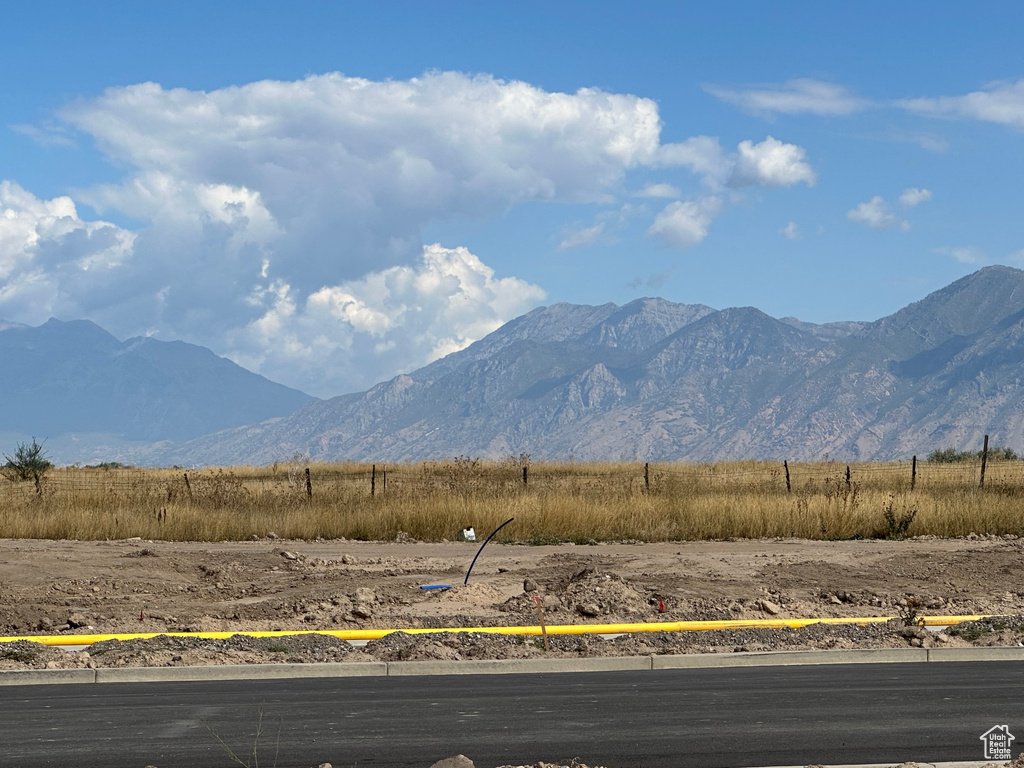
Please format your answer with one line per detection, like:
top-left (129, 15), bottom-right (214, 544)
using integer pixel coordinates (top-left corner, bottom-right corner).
top-left (0, 661), bottom-right (1021, 768)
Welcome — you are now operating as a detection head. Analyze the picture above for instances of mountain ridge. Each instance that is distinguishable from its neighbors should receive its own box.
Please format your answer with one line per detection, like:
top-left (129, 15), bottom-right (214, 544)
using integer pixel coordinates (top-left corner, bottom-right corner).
top-left (8, 266), bottom-right (1024, 466)
top-left (127, 265), bottom-right (1024, 466)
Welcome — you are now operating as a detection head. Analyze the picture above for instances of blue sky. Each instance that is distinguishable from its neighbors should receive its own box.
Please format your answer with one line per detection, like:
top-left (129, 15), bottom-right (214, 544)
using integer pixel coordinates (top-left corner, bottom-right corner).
top-left (2, 2), bottom-right (1024, 396)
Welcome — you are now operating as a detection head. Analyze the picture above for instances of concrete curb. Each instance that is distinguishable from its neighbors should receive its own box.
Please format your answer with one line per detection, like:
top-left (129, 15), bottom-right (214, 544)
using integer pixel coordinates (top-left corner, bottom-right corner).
top-left (4, 645), bottom-right (1024, 685)
top-left (0, 668), bottom-right (96, 686)
top-left (928, 646), bottom-right (1024, 662)
top-left (653, 648), bottom-right (927, 668)
top-left (94, 661), bottom-right (387, 683)
top-left (387, 656), bottom-right (651, 676)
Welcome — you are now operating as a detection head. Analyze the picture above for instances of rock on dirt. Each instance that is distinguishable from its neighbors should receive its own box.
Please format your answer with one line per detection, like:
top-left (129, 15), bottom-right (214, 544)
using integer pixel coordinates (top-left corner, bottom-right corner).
top-left (353, 587), bottom-right (377, 603)
top-left (758, 600), bottom-right (782, 615)
top-left (429, 757), bottom-right (474, 768)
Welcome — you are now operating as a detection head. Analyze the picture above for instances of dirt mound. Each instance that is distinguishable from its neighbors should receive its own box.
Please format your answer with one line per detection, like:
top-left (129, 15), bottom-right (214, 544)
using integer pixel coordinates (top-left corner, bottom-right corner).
top-left (364, 631), bottom-right (542, 661)
top-left (500, 568), bottom-right (660, 620)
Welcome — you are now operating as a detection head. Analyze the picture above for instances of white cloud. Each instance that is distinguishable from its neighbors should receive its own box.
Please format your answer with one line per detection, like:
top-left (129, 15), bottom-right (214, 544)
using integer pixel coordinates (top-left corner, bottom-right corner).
top-left (37, 72), bottom-right (662, 391)
top-left (0, 181), bottom-right (136, 321)
top-left (557, 203), bottom-right (644, 250)
top-left (779, 222), bottom-right (800, 240)
top-left (10, 122), bottom-right (76, 148)
top-left (899, 187), bottom-right (932, 207)
top-left (899, 79), bottom-right (1024, 129)
top-left (229, 244), bottom-right (546, 394)
top-left (705, 79), bottom-right (870, 118)
top-left (558, 222), bottom-right (607, 250)
top-left (0, 71), bottom-right (817, 395)
top-left (934, 245), bottom-right (986, 265)
top-left (647, 197), bottom-right (722, 249)
top-left (847, 196), bottom-right (909, 231)
top-left (730, 137), bottom-right (817, 188)
top-left (657, 136), bottom-right (731, 184)
top-left (635, 182), bottom-right (681, 198)
top-left (657, 135), bottom-right (815, 191)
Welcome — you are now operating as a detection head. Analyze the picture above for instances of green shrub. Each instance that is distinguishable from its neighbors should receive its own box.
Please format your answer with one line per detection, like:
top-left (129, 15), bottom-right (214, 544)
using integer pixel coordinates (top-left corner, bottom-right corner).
top-left (1, 438), bottom-right (52, 482)
top-left (928, 446), bottom-right (1018, 463)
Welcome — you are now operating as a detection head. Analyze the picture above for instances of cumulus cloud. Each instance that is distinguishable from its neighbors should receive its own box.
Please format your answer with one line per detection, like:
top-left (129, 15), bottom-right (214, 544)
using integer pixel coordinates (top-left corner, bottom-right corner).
top-left (0, 71), bottom-right (817, 395)
top-left (899, 79), bottom-right (1024, 129)
top-left (656, 135), bottom-right (815, 190)
top-left (0, 183), bottom-right (543, 392)
top-left (657, 136), bottom-right (731, 184)
top-left (647, 197), bottom-right (722, 249)
top-left (12, 72), bottom-right (663, 392)
top-left (898, 187), bottom-right (932, 207)
top-left (729, 136), bottom-right (816, 188)
top-left (779, 222), bottom-right (800, 240)
top-left (705, 79), bottom-right (870, 118)
top-left (0, 181), bottom-right (136, 322)
top-left (232, 244), bottom-right (545, 395)
top-left (847, 196), bottom-right (910, 231)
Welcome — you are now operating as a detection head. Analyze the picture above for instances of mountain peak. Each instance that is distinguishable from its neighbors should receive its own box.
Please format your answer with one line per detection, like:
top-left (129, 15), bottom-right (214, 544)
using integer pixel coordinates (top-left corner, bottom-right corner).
top-left (872, 265), bottom-right (1024, 355)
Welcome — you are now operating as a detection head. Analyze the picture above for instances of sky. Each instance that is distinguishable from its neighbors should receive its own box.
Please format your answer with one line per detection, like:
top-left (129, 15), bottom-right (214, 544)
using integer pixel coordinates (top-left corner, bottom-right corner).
top-left (2, 2), bottom-right (1024, 398)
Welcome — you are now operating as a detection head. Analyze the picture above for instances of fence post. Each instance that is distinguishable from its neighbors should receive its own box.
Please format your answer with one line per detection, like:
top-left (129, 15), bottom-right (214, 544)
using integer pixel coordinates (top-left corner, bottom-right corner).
top-left (383, 464), bottom-right (387, 495)
top-left (522, 465), bottom-right (528, 486)
top-left (980, 434), bottom-right (989, 489)
top-left (845, 465), bottom-right (851, 491)
top-left (371, 464), bottom-right (376, 496)
top-left (911, 455), bottom-right (917, 491)
top-left (783, 460), bottom-right (791, 493)
top-left (305, 467), bottom-right (312, 500)
top-left (183, 472), bottom-right (192, 497)
top-left (644, 462), bottom-right (650, 491)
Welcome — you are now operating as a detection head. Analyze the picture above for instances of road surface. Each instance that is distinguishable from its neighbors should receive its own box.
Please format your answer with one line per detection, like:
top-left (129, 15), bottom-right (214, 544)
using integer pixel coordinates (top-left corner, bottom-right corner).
top-left (0, 661), bottom-right (1020, 767)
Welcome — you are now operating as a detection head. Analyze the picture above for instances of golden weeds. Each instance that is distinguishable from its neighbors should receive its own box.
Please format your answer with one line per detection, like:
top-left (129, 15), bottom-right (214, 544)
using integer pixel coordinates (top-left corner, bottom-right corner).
top-left (0, 459), bottom-right (1022, 542)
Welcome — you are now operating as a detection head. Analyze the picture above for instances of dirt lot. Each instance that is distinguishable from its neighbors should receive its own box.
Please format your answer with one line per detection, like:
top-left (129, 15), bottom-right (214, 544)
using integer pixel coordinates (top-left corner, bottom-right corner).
top-left (2, 534), bottom-right (1024, 669)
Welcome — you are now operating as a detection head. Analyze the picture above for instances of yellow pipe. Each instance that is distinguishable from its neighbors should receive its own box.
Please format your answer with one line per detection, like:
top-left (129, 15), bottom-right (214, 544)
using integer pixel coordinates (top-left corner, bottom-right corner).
top-left (0, 614), bottom-right (993, 647)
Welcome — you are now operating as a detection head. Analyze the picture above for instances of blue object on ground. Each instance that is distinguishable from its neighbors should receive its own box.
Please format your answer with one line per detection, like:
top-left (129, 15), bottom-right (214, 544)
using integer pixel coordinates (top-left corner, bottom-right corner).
top-left (420, 584), bottom-right (452, 590)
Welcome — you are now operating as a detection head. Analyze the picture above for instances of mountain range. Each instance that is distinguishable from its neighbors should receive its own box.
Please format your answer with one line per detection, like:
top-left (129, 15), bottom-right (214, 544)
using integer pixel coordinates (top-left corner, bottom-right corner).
top-left (0, 318), bottom-right (314, 463)
top-left (117, 264), bottom-right (1024, 466)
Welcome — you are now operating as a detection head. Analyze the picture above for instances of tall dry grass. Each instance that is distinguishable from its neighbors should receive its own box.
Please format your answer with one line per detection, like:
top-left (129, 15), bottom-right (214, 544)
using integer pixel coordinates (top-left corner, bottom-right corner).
top-left (1, 458), bottom-right (1023, 542)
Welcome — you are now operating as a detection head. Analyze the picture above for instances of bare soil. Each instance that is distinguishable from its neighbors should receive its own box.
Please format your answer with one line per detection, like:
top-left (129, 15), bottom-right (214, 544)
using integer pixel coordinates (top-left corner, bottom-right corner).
top-left (3, 534), bottom-right (1024, 670)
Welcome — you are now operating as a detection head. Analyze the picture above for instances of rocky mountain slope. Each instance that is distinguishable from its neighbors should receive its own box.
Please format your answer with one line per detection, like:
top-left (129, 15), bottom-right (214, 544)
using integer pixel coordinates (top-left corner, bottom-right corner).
top-left (136, 266), bottom-right (1024, 465)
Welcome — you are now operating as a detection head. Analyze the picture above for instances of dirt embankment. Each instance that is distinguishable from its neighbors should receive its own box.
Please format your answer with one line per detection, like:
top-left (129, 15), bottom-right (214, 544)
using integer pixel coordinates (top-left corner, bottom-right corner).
top-left (3, 535), bottom-right (1024, 669)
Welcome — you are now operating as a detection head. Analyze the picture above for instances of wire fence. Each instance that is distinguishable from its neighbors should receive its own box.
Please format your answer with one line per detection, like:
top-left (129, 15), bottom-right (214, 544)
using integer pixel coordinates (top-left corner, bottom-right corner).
top-left (5, 457), bottom-right (1021, 504)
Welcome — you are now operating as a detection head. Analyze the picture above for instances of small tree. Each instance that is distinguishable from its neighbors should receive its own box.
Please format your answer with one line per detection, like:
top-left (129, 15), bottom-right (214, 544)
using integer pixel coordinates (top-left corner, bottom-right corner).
top-left (2, 438), bottom-right (52, 482)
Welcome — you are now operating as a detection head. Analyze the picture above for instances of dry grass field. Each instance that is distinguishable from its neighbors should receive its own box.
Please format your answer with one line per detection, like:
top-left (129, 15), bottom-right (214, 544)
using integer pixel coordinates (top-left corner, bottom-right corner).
top-left (2, 457), bottom-right (1023, 543)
